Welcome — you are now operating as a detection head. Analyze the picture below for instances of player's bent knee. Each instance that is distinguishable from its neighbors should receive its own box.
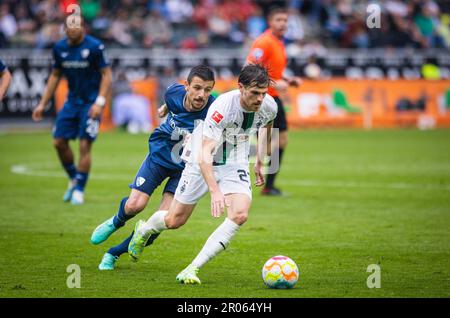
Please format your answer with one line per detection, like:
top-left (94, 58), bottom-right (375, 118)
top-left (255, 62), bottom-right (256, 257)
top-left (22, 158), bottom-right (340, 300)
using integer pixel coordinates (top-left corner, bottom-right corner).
top-left (53, 139), bottom-right (68, 150)
top-left (165, 215), bottom-right (186, 229)
top-left (125, 199), bottom-right (146, 215)
top-left (230, 213), bottom-right (248, 226)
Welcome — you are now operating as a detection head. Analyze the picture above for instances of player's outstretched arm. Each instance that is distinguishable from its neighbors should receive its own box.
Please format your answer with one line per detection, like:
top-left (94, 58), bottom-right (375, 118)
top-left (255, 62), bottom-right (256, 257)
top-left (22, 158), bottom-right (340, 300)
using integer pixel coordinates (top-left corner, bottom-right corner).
top-left (89, 67), bottom-right (112, 119)
top-left (158, 104), bottom-right (168, 118)
top-left (32, 69), bottom-right (62, 121)
top-left (199, 136), bottom-right (225, 218)
top-left (0, 68), bottom-right (12, 101)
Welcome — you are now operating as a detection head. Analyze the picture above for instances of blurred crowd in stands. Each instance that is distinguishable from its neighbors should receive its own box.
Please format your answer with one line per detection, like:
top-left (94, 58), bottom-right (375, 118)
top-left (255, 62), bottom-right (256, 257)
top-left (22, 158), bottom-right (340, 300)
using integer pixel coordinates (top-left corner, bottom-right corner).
top-left (0, 0), bottom-right (449, 51)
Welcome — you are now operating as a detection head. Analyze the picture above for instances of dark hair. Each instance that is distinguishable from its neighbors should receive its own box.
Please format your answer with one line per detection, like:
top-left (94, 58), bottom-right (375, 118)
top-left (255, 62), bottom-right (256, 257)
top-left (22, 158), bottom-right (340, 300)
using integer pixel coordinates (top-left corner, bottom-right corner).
top-left (187, 65), bottom-right (215, 83)
top-left (238, 64), bottom-right (272, 88)
top-left (267, 6), bottom-right (288, 20)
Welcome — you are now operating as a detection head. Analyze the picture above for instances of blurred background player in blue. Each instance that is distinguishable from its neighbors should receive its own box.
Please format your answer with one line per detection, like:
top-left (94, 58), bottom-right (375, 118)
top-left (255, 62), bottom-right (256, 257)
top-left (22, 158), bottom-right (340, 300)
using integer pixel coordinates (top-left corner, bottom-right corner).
top-left (90, 65), bottom-right (216, 270)
top-left (31, 14), bottom-right (112, 205)
top-left (0, 59), bottom-right (11, 101)
top-left (111, 70), bottom-right (153, 134)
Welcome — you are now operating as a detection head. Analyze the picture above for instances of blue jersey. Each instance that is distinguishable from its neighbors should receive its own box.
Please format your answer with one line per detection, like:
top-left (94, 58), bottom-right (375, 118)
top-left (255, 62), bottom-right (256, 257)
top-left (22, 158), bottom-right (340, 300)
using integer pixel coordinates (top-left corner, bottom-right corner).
top-left (52, 35), bottom-right (110, 106)
top-left (149, 84), bottom-right (215, 170)
top-left (0, 59), bottom-right (6, 72)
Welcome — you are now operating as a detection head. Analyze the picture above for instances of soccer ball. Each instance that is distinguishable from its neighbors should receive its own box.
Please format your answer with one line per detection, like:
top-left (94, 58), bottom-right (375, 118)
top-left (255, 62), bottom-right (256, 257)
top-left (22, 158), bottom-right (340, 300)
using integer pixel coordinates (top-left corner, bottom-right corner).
top-left (262, 255), bottom-right (299, 289)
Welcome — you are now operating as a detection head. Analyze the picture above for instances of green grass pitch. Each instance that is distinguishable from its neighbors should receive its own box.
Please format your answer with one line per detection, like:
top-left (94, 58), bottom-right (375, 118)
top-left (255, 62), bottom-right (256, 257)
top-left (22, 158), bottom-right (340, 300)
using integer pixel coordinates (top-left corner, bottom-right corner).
top-left (0, 129), bottom-right (449, 298)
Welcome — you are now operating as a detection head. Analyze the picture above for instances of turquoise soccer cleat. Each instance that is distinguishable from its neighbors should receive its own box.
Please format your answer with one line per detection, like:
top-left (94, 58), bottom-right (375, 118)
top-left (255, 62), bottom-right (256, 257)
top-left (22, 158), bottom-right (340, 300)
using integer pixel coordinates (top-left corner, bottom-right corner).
top-left (176, 264), bottom-right (201, 285)
top-left (63, 180), bottom-right (76, 202)
top-left (91, 216), bottom-right (118, 245)
top-left (98, 253), bottom-right (118, 271)
top-left (128, 220), bottom-right (150, 262)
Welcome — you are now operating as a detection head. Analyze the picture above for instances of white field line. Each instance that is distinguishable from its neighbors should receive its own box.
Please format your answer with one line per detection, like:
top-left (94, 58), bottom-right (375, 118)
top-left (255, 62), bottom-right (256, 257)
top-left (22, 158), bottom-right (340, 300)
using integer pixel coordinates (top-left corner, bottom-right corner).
top-left (10, 163), bottom-right (450, 191)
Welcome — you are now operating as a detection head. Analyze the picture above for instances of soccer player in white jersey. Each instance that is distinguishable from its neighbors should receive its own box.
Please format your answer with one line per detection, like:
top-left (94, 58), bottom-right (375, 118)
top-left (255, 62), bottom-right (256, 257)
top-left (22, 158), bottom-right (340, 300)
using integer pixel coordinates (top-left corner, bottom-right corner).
top-left (128, 64), bottom-right (278, 284)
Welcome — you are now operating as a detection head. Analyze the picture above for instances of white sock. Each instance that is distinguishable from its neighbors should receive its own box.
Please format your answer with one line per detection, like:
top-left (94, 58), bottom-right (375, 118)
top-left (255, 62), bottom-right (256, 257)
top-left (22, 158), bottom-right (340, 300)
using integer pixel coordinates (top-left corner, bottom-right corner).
top-left (139, 210), bottom-right (168, 236)
top-left (192, 218), bottom-right (240, 269)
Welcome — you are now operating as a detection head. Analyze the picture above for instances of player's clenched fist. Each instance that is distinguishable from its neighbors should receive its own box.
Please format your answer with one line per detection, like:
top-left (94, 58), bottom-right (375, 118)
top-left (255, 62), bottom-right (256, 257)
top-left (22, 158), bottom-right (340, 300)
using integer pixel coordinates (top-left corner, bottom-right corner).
top-left (32, 103), bottom-right (46, 121)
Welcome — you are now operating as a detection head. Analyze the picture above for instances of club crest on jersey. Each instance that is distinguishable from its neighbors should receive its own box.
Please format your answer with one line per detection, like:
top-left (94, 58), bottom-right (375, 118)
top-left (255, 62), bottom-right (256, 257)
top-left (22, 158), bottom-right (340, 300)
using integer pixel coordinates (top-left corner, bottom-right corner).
top-left (211, 111), bottom-right (224, 124)
top-left (61, 52), bottom-right (68, 58)
top-left (251, 48), bottom-right (264, 60)
top-left (81, 49), bottom-right (90, 59)
top-left (136, 177), bottom-right (146, 187)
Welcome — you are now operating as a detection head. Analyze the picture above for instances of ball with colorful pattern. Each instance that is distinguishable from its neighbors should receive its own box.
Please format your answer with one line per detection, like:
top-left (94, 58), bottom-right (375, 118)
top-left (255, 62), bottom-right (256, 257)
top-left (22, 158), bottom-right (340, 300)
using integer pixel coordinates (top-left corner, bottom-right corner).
top-left (262, 255), bottom-right (299, 289)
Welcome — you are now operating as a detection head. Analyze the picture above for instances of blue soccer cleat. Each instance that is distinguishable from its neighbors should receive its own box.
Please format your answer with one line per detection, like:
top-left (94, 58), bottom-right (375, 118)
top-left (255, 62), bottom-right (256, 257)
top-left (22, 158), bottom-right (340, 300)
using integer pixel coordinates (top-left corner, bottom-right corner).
top-left (91, 216), bottom-right (118, 245)
top-left (98, 253), bottom-right (118, 271)
top-left (63, 180), bottom-right (77, 202)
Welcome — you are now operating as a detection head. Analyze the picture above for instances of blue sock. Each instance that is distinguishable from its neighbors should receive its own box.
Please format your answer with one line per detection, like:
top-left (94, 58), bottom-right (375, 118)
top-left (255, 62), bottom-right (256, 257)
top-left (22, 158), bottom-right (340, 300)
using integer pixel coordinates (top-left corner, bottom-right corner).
top-left (74, 172), bottom-right (89, 192)
top-left (108, 232), bottom-right (132, 257)
top-left (63, 163), bottom-right (77, 180)
top-left (112, 197), bottom-right (132, 228)
top-left (108, 231), bottom-right (161, 257)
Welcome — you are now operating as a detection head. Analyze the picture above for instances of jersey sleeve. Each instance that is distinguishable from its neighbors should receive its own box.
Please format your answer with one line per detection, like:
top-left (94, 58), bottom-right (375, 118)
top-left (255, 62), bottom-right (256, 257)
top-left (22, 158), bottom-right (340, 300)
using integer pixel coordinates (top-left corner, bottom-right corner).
top-left (164, 84), bottom-right (184, 114)
top-left (265, 97), bottom-right (278, 125)
top-left (246, 37), bottom-right (271, 65)
top-left (52, 46), bottom-right (62, 70)
top-left (0, 59), bottom-right (6, 73)
top-left (93, 43), bottom-right (110, 70)
top-left (202, 97), bottom-right (229, 142)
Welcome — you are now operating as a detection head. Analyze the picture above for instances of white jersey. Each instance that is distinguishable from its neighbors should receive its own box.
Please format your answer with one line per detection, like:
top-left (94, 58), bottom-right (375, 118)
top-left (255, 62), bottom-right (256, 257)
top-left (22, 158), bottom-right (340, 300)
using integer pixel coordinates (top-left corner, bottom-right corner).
top-left (182, 89), bottom-right (277, 166)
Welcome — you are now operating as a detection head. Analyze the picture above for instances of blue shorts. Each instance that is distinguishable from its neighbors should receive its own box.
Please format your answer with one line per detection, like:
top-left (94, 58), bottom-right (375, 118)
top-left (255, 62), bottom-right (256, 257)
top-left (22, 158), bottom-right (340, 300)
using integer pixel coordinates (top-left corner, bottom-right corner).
top-left (129, 154), bottom-right (182, 196)
top-left (53, 102), bottom-right (100, 141)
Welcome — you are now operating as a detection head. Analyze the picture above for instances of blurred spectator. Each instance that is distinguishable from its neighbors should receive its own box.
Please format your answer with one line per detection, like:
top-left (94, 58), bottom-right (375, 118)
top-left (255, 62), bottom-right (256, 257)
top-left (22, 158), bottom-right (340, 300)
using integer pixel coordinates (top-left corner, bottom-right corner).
top-left (142, 9), bottom-right (173, 48)
top-left (0, 3), bottom-right (18, 46)
top-left (80, 0), bottom-right (101, 22)
top-left (109, 8), bottom-right (133, 46)
top-left (247, 6), bottom-right (266, 39)
top-left (0, 0), bottom-right (448, 49)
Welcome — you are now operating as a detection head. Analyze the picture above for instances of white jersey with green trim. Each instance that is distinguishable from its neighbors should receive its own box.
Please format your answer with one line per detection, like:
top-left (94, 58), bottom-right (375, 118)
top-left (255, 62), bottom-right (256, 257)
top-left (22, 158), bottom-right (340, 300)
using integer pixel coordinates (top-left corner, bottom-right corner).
top-left (182, 89), bottom-right (278, 166)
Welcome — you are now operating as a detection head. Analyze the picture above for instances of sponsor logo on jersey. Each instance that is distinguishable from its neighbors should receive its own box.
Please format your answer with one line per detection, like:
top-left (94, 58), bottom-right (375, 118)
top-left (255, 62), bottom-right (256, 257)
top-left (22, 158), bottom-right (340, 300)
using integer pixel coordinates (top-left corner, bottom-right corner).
top-left (62, 61), bottom-right (89, 68)
top-left (211, 111), bottom-right (224, 124)
top-left (136, 177), bottom-right (146, 187)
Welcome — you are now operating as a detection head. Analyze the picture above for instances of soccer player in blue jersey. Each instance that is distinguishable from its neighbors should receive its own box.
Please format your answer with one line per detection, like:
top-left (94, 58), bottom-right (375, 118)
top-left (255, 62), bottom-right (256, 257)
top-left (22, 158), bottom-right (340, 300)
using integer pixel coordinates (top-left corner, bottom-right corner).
top-left (90, 65), bottom-right (216, 270)
top-left (0, 59), bottom-right (12, 101)
top-left (32, 15), bottom-right (112, 205)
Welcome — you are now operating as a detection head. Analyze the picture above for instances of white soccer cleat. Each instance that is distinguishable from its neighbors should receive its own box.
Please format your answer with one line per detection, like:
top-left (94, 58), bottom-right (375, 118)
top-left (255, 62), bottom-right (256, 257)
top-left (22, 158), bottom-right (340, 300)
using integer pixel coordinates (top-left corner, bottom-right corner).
top-left (176, 264), bottom-right (201, 285)
top-left (71, 190), bottom-right (84, 205)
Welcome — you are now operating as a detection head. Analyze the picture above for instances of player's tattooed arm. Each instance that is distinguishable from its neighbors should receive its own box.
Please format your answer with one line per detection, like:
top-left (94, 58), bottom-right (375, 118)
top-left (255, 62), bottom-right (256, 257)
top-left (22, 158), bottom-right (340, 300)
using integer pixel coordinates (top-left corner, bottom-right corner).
top-left (32, 69), bottom-right (62, 121)
top-left (199, 136), bottom-right (226, 218)
top-left (255, 122), bottom-right (273, 187)
top-left (0, 68), bottom-right (12, 101)
top-left (158, 104), bottom-right (169, 118)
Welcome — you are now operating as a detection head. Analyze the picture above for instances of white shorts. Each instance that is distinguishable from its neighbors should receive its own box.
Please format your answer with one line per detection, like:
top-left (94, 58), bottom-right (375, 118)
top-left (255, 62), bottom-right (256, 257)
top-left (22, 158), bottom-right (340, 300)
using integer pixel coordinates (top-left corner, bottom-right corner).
top-left (174, 163), bottom-right (252, 205)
